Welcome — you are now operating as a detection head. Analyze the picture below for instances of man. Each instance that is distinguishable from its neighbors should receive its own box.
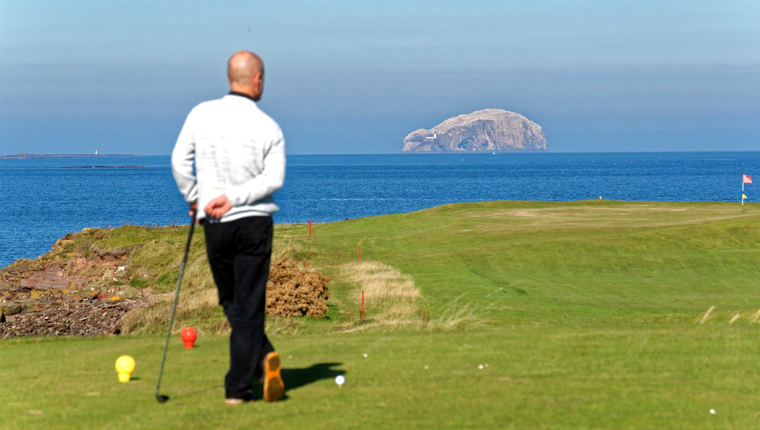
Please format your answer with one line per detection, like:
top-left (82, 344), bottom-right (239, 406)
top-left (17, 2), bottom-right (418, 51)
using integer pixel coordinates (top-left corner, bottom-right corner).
top-left (171, 51), bottom-right (286, 405)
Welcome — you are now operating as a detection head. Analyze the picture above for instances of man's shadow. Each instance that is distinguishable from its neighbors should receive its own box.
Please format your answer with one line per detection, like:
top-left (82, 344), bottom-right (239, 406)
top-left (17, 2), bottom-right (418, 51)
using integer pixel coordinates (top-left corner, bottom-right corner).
top-left (254, 362), bottom-right (345, 400)
top-left (283, 362), bottom-right (345, 392)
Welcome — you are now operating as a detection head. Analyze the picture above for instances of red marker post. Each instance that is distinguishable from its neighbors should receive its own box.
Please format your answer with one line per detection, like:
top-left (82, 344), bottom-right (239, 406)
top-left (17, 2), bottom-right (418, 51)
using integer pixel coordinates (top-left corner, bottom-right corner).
top-left (180, 327), bottom-right (197, 349)
top-left (309, 219), bottom-right (312, 238)
top-left (361, 290), bottom-right (365, 321)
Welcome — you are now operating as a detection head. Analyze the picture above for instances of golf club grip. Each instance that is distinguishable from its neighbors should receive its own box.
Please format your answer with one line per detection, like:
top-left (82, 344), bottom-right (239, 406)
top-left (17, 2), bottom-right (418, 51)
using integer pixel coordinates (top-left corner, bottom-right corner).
top-left (155, 214), bottom-right (196, 399)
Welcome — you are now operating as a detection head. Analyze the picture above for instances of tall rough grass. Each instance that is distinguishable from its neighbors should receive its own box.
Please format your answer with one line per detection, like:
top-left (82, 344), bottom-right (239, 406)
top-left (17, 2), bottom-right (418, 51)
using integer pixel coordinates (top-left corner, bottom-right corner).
top-left (337, 261), bottom-right (422, 331)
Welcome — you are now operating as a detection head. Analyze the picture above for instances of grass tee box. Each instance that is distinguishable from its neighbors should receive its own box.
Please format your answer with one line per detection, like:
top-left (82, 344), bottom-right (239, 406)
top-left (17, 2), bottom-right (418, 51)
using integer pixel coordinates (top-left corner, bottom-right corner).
top-left (2, 200), bottom-right (760, 429)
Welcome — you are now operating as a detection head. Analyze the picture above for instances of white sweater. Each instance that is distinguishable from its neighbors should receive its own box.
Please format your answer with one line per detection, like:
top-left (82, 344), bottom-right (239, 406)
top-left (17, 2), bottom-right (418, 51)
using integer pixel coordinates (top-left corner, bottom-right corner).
top-left (171, 93), bottom-right (286, 222)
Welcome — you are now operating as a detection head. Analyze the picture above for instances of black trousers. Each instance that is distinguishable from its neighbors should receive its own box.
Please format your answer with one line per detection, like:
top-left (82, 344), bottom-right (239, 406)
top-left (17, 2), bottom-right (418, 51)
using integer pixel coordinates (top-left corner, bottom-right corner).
top-left (203, 216), bottom-right (275, 398)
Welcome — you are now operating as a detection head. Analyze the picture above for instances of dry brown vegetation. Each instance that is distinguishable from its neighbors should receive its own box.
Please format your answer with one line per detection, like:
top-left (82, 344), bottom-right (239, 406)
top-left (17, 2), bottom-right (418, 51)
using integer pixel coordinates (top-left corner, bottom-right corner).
top-left (266, 259), bottom-right (330, 318)
top-left (338, 261), bottom-right (422, 331)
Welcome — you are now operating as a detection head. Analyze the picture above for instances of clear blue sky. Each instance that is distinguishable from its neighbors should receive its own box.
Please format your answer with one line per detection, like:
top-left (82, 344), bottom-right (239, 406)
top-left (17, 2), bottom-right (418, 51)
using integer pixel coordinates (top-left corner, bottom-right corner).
top-left (1, 0), bottom-right (758, 154)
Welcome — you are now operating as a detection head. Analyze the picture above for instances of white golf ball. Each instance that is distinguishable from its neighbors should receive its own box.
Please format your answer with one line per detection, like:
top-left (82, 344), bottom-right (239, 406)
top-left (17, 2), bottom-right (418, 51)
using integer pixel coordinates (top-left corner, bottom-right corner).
top-left (709, 409), bottom-right (716, 415)
top-left (335, 375), bottom-right (345, 386)
top-left (478, 364), bottom-right (484, 370)
top-left (363, 353), bottom-right (368, 358)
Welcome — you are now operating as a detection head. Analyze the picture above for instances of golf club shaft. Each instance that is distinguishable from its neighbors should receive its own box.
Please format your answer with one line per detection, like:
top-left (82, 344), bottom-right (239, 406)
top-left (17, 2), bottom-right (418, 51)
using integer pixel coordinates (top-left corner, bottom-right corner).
top-left (155, 215), bottom-right (196, 399)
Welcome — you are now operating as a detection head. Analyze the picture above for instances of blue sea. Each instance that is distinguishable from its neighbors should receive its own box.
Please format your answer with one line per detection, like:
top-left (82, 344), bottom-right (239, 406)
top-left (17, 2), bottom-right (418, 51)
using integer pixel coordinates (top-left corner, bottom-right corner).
top-left (1, 152), bottom-right (758, 268)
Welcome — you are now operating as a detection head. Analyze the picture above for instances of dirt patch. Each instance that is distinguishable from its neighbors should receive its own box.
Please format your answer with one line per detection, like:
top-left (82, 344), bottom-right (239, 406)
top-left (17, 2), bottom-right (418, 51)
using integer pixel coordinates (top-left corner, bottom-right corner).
top-left (266, 259), bottom-right (331, 318)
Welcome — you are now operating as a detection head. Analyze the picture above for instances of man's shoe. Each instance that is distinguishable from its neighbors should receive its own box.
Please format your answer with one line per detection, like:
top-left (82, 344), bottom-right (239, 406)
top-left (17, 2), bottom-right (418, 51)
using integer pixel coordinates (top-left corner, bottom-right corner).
top-left (263, 352), bottom-right (284, 402)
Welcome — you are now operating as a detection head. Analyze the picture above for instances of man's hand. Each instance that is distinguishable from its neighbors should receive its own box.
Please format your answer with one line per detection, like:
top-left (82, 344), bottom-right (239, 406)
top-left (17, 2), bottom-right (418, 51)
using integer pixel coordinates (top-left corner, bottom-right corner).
top-left (204, 194), bottom-right (232, 219)
top-left (189, 203), bottom-right (198, 218)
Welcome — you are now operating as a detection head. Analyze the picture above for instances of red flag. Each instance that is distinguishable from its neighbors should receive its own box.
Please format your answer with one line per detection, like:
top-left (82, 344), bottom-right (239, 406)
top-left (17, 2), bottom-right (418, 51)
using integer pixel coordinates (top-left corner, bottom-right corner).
top-left (743, 174), bottom-right (753, 184)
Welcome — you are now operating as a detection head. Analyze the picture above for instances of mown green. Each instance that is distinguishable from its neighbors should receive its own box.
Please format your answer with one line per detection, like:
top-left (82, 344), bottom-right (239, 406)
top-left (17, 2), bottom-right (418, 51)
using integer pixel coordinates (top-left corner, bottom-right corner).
top-left (2, 200), bottom-right (760, 429)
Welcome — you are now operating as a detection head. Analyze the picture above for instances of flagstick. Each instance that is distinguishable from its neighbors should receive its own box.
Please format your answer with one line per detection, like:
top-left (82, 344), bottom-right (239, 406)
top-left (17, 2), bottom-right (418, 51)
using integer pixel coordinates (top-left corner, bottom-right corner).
top-left (742, 181), bottom-right (745, 213)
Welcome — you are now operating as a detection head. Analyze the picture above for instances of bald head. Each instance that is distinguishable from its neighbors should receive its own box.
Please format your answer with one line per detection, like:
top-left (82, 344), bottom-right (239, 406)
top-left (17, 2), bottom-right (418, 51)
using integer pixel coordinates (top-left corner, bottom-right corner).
top-left (227, 51), bottom-right (265, 100)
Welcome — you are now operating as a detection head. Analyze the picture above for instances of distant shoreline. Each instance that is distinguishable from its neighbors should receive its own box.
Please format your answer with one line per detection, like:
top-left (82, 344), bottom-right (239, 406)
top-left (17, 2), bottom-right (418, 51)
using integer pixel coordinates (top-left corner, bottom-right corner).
top-left (0, 153), bottom-right (141, 159)
top-left (62, 165), bottom-right (150, 169)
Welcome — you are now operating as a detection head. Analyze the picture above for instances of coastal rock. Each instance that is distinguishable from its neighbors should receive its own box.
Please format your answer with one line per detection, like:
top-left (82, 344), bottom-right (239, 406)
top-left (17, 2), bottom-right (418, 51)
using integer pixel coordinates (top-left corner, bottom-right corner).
top-left (0, 230), bottom-right (146, 338)
top-left (402, 109), bottom-right (547, 152)
top-left (3, 303), bottom-right (23, 316)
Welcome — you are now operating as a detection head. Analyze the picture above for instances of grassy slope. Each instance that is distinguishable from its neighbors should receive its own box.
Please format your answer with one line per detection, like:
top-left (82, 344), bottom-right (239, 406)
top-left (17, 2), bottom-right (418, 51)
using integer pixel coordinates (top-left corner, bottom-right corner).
top-left (307, 200), bottom-right (760, 324)
top-left (2, 200), bottom-right (760, 429)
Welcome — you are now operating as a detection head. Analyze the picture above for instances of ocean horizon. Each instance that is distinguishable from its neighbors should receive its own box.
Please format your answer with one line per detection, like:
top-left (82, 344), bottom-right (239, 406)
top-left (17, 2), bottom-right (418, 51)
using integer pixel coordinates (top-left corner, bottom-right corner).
top-left (1, 151), bottom-right (758, 268)
top-left (5, 149), bottom-right (760, 157)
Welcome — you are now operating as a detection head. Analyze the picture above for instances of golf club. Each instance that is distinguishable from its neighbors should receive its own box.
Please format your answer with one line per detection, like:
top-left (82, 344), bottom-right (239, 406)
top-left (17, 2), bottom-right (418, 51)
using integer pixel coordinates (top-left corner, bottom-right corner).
top-left (155, 214), bottom-right (196, 403)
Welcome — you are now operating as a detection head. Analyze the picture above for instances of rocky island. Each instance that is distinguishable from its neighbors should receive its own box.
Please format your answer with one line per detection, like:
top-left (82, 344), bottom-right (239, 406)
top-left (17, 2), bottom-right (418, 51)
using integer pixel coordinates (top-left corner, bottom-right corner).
top-left (402, 109), bottom-right (547, 153)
